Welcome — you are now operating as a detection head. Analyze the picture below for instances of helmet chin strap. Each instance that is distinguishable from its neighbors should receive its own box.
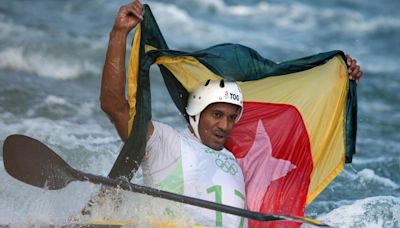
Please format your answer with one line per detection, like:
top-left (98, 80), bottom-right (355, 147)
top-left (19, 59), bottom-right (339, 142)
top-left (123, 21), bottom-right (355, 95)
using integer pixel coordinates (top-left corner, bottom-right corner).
top-left (189, 114), bottom-right (201, 141)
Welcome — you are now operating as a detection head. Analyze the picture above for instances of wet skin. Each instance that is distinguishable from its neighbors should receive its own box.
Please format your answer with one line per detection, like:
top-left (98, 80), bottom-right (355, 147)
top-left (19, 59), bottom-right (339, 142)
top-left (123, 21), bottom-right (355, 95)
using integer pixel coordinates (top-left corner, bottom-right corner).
top-left (198, 102), bottom-right (241, 150)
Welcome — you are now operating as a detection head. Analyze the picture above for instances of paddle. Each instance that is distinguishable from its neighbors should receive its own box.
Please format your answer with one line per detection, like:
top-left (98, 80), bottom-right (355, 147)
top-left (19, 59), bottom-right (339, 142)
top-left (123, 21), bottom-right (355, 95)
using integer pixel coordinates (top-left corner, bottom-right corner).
top-left (2, 134), bottom-right (330, 227)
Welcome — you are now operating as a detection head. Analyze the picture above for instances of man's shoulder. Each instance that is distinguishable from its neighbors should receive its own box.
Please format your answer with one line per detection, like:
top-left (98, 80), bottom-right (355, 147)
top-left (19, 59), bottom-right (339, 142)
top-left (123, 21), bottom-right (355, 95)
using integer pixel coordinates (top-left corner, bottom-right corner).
top-left (147, 121), bottom-right (182, 152)
top-left (151, 121), bottom-right (187, 140)
top-left (152, 121), bottom-right (172, 129)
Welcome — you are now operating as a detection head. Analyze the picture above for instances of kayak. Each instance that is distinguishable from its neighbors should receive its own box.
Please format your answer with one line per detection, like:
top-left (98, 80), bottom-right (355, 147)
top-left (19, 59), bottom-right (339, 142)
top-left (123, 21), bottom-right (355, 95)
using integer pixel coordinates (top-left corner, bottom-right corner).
top-left (85, 220), bottom-right (208, 227)
top-left (0, 221), bottom-right (208, 228)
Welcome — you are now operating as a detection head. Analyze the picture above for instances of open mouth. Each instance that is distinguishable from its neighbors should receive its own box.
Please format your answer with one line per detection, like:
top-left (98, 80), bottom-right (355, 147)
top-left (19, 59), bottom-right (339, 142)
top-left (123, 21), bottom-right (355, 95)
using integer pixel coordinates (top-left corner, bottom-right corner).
top-left (213, 132), bottom-right (226, 143)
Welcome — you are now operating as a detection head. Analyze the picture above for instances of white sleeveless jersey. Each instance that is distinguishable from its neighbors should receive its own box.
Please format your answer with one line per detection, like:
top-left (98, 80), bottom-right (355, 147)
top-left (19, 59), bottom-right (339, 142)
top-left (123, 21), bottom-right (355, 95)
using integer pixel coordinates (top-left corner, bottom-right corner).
top-left (142, 122), bottom-right (246, 227)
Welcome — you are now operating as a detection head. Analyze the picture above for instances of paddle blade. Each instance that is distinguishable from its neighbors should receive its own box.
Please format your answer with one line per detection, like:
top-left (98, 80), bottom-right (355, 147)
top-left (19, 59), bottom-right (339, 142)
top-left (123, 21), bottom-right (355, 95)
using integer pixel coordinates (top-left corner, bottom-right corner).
top-left (3, 134), bottom-right (77, 190)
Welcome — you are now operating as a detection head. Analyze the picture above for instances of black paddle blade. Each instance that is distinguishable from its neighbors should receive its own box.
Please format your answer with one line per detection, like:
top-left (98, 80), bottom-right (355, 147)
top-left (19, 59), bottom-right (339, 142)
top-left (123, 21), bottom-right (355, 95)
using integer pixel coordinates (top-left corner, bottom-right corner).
top-left (3, 134), bottom-right (78, 190)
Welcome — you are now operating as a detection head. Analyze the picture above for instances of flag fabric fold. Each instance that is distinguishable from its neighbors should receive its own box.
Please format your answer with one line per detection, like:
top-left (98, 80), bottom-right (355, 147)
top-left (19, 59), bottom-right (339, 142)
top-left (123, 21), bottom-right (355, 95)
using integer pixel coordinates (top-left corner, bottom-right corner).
top-left (112, 4), bottom-right (357, 227)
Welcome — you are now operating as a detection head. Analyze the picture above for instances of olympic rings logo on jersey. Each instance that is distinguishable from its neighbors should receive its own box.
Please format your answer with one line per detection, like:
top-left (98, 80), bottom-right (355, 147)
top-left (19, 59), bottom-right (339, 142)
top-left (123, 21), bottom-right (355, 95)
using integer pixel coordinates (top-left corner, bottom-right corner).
top-left (215, 158), bottom-right (238, 175)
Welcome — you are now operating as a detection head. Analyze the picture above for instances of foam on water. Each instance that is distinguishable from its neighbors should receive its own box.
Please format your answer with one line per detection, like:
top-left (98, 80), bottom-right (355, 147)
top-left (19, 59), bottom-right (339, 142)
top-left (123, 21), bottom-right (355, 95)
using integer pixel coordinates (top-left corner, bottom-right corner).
top-left (0, 160), bottom-right (97, 225)
top-left (145, 0), bottom-right (400, 72)
top-left (0, 47), bottom-right (99, 80)
top-left (0, 15), bottom-right (45, 40)
top-left (338, 167), bottom-right (399, 188)
top-left (317, 196), bottom-right (400, 228)
top-left (25, 95), bottom-right (97, 121)
top-left (149, 0), bottom-right (400, 38)
top-left (0, 159), bottom-right (197, 226)
top-left (0, 95), bottom-right (122, 174)
top-left (356, 169), bottom-right (399, 189)
top-left (146, 1), bottom-right (310, 55)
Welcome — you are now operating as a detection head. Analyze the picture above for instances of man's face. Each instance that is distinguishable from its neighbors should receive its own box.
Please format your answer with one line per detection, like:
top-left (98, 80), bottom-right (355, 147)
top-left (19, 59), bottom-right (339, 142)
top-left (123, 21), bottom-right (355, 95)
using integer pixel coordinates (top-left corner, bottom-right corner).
top-left (198, 102), bottom-right (241, 150)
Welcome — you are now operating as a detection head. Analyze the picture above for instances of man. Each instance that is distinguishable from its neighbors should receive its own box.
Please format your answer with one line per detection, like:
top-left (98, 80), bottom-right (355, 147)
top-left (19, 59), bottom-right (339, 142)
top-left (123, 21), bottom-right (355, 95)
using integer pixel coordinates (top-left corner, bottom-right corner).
top-left (99, 0), bottom-right (363, 226)
top-left (100, 1), bottom-right (246, 225)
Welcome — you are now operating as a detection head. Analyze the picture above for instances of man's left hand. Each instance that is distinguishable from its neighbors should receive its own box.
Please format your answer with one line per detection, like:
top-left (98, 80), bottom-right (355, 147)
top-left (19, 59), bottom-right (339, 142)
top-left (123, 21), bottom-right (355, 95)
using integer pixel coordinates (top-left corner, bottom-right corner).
top-left (346, 55), bottom-right (363, 84)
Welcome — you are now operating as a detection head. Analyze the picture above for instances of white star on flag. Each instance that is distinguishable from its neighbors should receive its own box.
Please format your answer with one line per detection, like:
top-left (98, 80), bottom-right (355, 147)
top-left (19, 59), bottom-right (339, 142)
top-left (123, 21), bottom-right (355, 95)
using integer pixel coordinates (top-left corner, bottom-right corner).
top-left (238, 119), bottom-right (296, 211)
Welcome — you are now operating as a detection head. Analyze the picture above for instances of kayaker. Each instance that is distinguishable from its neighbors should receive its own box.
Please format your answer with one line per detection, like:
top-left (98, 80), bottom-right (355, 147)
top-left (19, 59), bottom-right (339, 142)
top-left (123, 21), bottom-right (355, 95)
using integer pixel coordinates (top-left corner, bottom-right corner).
top-left (98, 0), bottom-right (363, 226)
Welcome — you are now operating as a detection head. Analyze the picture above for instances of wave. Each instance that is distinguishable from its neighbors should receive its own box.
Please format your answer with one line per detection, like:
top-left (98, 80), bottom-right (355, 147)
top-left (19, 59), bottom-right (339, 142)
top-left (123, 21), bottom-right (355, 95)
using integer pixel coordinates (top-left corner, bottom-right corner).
top-left (3, 0), bottom-right (399, 77)
top-left (316, 196), bottom-right (400, 228)
top-left (0, 95), bottom-right (122, 174)
top-left (356, 169), bottom-right (399, 189)
top-left (144, 0), bottom-right (400, 71)
top-left (146, 1), bottom-right (311, 54)
top-left (148, 0), bottom-right (400, 38)
top-left (0, 15), bottom-right (45, 40)
top-left (339, 168), bottom-right (399, 189)
top-left (0, 46), bottom-right (100, 80)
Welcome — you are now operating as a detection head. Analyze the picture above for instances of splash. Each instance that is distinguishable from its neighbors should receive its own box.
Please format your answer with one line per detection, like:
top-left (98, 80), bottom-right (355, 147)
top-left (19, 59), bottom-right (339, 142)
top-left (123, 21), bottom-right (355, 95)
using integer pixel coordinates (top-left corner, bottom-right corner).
top-left (318, 196), bottom-right (400, 228)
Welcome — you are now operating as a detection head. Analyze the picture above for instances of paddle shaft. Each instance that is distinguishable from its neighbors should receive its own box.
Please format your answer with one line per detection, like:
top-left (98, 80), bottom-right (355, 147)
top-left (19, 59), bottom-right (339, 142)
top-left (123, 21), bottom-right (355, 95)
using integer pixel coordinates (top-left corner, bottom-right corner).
top-left (79, 172), bottom-right (284, 222)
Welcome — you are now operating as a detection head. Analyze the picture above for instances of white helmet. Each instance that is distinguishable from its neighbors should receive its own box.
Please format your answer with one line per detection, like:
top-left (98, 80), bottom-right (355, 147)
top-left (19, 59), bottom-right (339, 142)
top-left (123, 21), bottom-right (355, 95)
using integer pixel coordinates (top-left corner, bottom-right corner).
top-left (186, 79), bottom-right (243, 140)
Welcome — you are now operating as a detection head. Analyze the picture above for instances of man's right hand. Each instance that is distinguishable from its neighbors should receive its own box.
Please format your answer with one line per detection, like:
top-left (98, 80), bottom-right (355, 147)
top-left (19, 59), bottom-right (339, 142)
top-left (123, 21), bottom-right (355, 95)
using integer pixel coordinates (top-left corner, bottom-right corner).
top-left (113, 0), bottom-right (144, 35)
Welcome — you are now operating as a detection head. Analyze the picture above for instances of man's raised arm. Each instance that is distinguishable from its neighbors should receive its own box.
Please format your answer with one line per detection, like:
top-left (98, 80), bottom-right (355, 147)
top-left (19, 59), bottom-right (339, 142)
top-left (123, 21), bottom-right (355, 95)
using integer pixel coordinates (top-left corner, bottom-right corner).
top-left (100, 0), bottom-right (145, 141)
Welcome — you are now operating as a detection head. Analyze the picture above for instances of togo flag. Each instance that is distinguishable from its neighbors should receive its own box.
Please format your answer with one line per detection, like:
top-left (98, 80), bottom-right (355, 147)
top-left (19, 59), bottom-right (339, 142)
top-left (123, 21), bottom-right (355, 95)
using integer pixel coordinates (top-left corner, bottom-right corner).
top-left (108, 5), bottom-right (357, 227)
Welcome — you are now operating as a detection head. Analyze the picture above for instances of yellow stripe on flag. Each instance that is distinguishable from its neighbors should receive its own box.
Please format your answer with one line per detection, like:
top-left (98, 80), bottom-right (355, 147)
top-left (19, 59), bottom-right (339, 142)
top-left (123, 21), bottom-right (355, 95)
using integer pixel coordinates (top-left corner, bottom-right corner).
top-left (154, 56), bottom-right (222, 92)
top-left (127, 25), bottom-right (142, 136)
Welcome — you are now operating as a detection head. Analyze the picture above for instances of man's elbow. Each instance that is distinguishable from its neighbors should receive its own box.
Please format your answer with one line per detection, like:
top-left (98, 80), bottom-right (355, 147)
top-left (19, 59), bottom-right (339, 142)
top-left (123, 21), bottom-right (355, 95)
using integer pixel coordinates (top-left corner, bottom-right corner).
top-left (100, 97), bottom-right (129, 141)
top-left (100, 94), bottom-right (115, 115)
